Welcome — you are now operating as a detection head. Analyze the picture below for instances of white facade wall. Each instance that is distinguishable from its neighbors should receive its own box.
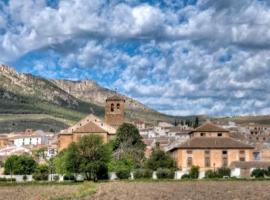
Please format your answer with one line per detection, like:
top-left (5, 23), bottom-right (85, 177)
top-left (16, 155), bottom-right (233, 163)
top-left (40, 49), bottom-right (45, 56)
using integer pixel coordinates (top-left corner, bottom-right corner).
top-left (14, 137), bottom-right (42, 147)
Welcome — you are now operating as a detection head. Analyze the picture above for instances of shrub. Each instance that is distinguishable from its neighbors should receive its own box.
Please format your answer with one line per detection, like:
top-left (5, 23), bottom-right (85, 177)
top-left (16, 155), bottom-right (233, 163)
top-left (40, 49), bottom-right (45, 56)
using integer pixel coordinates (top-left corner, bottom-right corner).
top-left (181, 174), bottom-right (191, 179)
top-left (63, 174), bottom-right (75, 181)
top-left (146, 149), bottom-right (176, 171)
top-left (0, 177), bottom-right (16, 182)
top-left (189, 166), bottom-right (200, 179)
top-left (33, 164), bottom-right (49, 181)
top-left (133, 169), bottom-right (153, 179)
top-left (23, 175), bottom-right (27, 181)
top-left (217, 167), bottom-right (231, 177)
top-left (116, 169), bottom-right (131, 179)
top-left (156, 168), bottom-right (174, 179)
top-left (251, 168), bottom-right (265, 178)
top-left (205, 170), bottom-right (220, 179)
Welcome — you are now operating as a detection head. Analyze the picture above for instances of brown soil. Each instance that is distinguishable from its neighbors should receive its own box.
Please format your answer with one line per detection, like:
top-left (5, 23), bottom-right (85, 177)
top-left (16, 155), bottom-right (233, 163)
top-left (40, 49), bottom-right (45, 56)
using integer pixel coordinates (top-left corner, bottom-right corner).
top-left (0, 184), bottom-right (81, 200)
top-left (87, 181), bottom-right (270, 200)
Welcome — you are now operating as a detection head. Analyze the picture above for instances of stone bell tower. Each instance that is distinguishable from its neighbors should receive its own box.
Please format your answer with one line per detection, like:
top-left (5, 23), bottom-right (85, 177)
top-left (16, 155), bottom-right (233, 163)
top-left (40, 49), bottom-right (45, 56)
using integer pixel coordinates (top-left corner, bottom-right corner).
top-left (104, 95), bottom-right (125, 127)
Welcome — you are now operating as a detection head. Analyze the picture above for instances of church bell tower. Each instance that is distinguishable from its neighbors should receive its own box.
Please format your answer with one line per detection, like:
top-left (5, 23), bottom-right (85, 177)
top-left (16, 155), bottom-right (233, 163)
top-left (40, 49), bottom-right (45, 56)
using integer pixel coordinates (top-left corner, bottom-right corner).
top-left (104, 95), bottom-right (125, 127)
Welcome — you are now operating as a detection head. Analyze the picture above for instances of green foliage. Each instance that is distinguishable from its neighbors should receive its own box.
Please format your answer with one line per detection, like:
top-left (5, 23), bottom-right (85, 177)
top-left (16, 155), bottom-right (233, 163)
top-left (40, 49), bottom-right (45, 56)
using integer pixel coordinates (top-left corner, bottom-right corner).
top-left (114, 123), bottom-right (146, 168)
top-left (146, 149), bottom-right (176, 171)
top-left (63, 174), bottom-right (75, 181)
top-left (194, 117), bottom-right (199, 128)
top-left (55, 135), bottom-right (111, 181)
top-left (0, 177), bottom-right (16, 182)
top-left (205, 168), bottom-right (231, 179)
top-left (156, 168), bottom-right (175, 179)
top-left (4, 155), bottom-right (37, 175)
top-left (205, 170), bottom-right (220, 179)
top-left (116, 169), bottom-right (131, 179)
top-left (108, 157), bottom-right (134, 172)
top-left (33, 164), bottom-right (49, 181)
top-left (181, 174), bottom-right (191, 179)
top-left (53, 150), bottom-right (67, 175)
top-left (133, 169), bottom-right (153, 179)
top-left (217, 167), bottom-right (231, 177)
top-left (251, 168), bottom-right (266, 178)
top-left (23, 175), bottom-right (27, 181)
top-left (189, 166), bottom-right (200, 179)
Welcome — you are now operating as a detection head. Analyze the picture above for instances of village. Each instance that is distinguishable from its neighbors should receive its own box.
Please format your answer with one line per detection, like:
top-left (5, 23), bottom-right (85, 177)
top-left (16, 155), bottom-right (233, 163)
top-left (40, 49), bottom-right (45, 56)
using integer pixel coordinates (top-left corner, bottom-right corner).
top-left (1, 94), bottom-right (270, 181)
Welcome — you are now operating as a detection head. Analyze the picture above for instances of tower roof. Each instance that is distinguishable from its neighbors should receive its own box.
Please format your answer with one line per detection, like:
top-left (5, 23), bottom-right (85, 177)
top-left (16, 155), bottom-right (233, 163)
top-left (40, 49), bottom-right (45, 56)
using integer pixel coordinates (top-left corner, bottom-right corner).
top-left (106, 94), bottom-right (125, 102)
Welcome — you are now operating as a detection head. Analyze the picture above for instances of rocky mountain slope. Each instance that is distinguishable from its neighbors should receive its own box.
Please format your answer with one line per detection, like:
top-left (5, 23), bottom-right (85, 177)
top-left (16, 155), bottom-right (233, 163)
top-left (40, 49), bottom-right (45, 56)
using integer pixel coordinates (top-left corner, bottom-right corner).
top-left (0, 64), bottom-right (180, 133)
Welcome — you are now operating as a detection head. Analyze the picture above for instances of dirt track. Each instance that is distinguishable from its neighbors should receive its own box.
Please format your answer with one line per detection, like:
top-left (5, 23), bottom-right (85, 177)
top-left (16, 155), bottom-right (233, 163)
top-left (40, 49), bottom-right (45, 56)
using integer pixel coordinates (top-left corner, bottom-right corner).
top-left (88, 181), bottom-right (270, 200)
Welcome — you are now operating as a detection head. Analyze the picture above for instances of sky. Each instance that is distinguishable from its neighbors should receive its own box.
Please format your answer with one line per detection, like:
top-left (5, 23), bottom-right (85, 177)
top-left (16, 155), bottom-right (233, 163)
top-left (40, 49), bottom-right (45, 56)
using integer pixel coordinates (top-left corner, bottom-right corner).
top-left (0, 0), bottom-right (270, 116)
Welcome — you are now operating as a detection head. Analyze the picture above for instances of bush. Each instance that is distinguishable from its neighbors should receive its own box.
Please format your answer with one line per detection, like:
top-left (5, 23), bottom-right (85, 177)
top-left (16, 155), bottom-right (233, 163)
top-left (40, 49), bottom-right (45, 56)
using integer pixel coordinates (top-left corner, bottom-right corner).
top-left (217, 167), bottom-right (231, 177)
top-left (146, 149), bottom-right (176, 171)
top-left (63, 174), bottom-right (75, 181)
top-left (251, 168), bottom-right (265, 178)
top-left (133, 169), bottom-right (153, 179)
top-left (33, 164), bottom-right (49, 181)
top-left (156, 168), bottom-right (174, 179)
top-left (23, 175), bottom-right (27, 181)
top-left (181, 174), bottom-right (191, 179)
top-left (205, 170), bottom-right (220, 179)
top-left (116, 169), bottom-right (131, 179)
top-left (189, 166), bottom-right (200, 179)
top-left (0, 177), bottom-right (16, 182)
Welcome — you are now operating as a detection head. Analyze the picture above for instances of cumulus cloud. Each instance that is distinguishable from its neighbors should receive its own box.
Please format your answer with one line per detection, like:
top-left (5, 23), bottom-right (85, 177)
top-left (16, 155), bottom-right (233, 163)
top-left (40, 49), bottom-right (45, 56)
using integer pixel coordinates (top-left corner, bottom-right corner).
top-left (1, 0), bottom-right (270, 116)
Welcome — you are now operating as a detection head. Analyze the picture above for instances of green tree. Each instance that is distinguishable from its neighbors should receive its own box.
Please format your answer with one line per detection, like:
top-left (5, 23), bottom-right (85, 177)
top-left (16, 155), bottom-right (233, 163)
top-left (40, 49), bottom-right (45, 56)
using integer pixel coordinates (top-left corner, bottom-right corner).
top-left (4, 155), bottom-right (37, 175)
top-left (113, 123), bottom-right (146, 168)
top-left (33, 164), bottom-right (49, 181)
top-left (78, 135), bottom-right (111, 181)
top-left (65, 142), bottom-right (81, 175)
top-left (189, 165), bottom-right (200, 179)
top-left (146, 149), bottom-right (176, 171)
top-left (53, 150), bottom-right (67, 175)
top-left (194, 117), bottom-right (199, 128)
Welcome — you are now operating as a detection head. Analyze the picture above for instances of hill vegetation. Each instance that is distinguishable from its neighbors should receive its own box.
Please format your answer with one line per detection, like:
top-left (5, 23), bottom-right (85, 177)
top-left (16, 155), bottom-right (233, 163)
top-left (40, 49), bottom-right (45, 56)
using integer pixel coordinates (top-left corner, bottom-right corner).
top-left (0, 64), bottom-right (185, 133)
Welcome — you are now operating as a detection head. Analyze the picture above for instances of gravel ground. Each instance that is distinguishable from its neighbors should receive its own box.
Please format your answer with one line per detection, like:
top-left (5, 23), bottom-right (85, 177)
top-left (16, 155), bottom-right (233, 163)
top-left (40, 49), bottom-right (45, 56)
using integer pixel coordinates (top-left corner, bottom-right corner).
top-left (87, 181), bottom-right (270, 200)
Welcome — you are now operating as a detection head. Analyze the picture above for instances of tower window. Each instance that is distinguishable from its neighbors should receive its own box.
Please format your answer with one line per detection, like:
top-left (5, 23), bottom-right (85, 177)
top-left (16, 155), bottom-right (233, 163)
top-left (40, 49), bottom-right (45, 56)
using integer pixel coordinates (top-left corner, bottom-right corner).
top-left (117, 103), bottom-right (120, 110)
top-left (111, 104), bottom-right (114, 112)
top-left (218, 133), bottom-right (222, 137)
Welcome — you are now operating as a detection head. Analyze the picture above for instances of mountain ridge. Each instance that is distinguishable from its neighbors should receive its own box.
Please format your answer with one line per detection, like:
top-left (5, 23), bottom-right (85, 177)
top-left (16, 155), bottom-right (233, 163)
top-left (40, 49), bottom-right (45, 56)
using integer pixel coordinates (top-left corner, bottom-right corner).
top-left (0, 64), bottom-right (182, 133)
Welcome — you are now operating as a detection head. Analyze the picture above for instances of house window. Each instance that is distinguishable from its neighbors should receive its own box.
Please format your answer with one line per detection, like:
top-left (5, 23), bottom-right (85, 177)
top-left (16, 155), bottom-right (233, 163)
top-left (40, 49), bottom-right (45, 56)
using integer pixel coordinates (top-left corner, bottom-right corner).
top-left (111, 104), bottom-right (114, 112)
top-left (222, 150), bottom-right (227, 155)
top-left (117, 103), bottom-right (120, 110)
top-left (187, 157), bottom-right (193, 167)
top-left (239, 150), bottom-right (245, 161)
top-left (186, 150), bottom-right (193, 154)
top-left (205, 150), bottom-right (210, 155)
top-left (218, 133), bottom-right (222, 137)
top-left (205, 157), bottom-right (210, 167)
top-left (200, 133), bottom-right (205, 137)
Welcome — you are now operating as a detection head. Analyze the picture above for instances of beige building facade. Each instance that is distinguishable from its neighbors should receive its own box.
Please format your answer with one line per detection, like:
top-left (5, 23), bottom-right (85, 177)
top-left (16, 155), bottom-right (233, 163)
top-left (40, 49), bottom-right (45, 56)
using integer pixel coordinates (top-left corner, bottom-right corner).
top-left (169, 123), bottom-right (254, 171)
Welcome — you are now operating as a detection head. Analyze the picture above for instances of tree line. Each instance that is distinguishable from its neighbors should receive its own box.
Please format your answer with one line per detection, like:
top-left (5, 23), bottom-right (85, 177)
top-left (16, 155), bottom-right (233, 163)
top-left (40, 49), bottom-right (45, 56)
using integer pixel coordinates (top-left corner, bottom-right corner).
top-left (4, 123), bottom-right (177, 181)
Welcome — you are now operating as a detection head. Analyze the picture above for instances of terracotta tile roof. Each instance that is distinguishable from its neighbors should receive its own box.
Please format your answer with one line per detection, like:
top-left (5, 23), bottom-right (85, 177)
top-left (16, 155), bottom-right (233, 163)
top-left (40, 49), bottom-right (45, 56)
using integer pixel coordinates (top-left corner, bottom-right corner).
top-left (192, 123), bottom-right (229, 133)
top-left (230, 161), bottom-right (270, 169)
top-left (106, 95), bottom-right (125, 102)
top-left (171, 137), bottom-right (254, 150)
top-left (73, 121), bottom-right (107, 133)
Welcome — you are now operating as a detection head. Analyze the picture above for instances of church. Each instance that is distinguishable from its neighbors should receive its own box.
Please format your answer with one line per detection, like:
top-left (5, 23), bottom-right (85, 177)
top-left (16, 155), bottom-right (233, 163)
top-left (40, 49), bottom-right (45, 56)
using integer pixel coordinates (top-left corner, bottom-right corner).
top-left (58, 95), bottom-right (125, 151)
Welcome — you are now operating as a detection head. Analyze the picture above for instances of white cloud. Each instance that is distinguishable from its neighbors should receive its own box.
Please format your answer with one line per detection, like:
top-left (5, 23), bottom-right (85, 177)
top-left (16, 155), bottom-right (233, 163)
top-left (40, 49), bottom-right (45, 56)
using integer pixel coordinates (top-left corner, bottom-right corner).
top-left (1, 0), bottom-right (270, 116)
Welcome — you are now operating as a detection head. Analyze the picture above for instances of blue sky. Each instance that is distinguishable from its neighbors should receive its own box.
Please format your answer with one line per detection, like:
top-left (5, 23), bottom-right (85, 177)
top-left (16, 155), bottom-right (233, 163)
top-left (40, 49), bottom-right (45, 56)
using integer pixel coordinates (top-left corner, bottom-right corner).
top-left (1, 0), bottom-right (270, 116)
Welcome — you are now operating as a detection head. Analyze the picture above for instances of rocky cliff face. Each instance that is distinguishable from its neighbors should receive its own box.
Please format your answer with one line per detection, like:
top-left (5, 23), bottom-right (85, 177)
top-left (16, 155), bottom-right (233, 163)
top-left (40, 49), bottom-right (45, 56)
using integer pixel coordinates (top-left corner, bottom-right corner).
top-left (51, 79), bottom-right (152, 111)
top-left (0, 64), bottom-right (152, 113)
